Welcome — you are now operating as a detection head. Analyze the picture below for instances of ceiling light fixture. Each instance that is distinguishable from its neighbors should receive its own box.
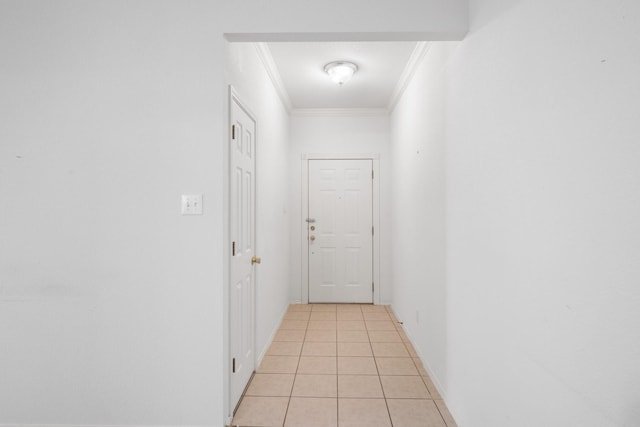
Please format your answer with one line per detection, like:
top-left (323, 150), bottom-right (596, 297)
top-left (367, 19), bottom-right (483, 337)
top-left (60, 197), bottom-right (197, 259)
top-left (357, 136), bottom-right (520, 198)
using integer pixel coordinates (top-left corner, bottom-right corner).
top-left (324, 61), bottom-right (358, 86)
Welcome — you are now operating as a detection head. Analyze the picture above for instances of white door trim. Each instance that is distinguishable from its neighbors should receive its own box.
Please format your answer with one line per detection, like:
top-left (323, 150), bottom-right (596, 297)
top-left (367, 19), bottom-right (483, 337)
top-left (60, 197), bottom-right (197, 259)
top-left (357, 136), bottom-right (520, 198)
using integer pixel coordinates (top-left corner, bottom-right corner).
top-left (301, 153), bottom-right (380, 305)
top-left (227, 86), bottom-right (258, 417)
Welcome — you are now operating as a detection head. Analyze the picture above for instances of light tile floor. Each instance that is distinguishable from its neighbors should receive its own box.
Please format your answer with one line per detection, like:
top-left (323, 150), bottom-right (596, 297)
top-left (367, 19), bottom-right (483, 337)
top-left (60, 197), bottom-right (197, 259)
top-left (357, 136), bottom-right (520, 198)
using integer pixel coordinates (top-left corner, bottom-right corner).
top-left (231, 304), bottom-right (458, 427)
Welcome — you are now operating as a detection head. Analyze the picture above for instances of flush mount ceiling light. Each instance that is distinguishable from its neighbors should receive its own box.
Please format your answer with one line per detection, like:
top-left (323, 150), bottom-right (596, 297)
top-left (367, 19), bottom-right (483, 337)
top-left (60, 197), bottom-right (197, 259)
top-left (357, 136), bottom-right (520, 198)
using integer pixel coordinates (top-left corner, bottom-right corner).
top-left (324, 61), bottom-right (358, 86)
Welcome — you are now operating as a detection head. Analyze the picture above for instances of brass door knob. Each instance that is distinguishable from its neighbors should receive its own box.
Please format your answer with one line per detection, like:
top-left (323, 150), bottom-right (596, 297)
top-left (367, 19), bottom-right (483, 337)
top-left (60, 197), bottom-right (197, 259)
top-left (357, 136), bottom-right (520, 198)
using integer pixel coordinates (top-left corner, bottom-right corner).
top-left (251, 256), bottom-right (261, 264)
top-left (309, 235), bottom-right (316, 241)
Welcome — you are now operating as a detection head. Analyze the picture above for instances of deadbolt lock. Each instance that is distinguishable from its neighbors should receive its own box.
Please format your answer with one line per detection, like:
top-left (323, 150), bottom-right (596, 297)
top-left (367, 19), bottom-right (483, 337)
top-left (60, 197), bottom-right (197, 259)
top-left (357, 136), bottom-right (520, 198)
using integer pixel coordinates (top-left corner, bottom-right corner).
top-left (310, 225), bottom-right (315, 231)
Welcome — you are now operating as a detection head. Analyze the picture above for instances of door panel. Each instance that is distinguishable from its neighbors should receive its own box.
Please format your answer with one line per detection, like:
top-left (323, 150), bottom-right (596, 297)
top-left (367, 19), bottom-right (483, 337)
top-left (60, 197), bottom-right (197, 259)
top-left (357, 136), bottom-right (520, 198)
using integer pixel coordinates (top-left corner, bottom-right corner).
top-left (229, 96), bottom-right (256, 413)
top-left (308, 159), bottom-right (373, 303)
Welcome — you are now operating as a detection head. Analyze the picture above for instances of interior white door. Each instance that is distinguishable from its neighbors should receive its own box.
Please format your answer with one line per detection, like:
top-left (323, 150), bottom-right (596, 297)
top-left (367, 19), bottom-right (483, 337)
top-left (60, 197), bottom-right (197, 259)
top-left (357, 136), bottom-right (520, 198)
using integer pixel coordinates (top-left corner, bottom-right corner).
top-left (229, 95), bottom-right (256, 412)
top-left (308, 159), bottom-right (373, 303)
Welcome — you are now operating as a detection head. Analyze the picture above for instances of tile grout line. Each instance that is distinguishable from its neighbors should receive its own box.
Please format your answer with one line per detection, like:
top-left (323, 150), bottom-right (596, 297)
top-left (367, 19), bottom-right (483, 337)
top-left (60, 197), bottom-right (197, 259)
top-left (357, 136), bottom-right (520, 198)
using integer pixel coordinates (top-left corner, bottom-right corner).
top-left (366, 308), bottom-right (395, 427)
top-left (335, 307), bottom-right (342, 426)
top-left (434, 400), bottom-right (453, 427)
top-left (282, 307), bottom-right (309, 427)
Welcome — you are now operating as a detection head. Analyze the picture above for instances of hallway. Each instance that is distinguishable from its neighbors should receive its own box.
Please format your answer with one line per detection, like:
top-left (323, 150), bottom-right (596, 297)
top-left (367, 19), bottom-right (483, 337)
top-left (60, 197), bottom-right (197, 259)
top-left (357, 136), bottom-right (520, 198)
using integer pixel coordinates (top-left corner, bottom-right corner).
top-left (231, 304), bottom-right (457, 427)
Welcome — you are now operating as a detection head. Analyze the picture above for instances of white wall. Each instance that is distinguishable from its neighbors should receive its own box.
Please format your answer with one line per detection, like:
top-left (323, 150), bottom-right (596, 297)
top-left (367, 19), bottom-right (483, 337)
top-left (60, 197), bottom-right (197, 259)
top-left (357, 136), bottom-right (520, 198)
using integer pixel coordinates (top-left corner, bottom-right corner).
top-left (0, 1), bottom-right (466, 425)
top-left (0, 3), bottom-right (224, 426)
top-left (391, 1), bottom-right (640, 426)
top-left (289, 113), bottom-right (392, 304)
top-left (389, 42), bottom-right (453, 398)
top-left (225, 42), bottom-right (290, 370)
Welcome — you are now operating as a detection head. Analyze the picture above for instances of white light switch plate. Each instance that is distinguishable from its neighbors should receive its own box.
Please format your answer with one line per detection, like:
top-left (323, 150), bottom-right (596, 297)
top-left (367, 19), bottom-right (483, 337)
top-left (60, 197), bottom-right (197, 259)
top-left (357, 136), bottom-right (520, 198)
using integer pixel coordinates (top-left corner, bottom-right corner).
top-left (181, 194), bottom-right (203, 215)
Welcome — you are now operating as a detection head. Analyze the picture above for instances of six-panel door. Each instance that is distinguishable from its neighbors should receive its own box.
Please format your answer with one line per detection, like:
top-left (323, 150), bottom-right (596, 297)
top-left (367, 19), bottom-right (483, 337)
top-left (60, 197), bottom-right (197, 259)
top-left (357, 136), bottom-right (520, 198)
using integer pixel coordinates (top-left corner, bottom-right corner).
top-left (308, 159), bottom-right (373, 303)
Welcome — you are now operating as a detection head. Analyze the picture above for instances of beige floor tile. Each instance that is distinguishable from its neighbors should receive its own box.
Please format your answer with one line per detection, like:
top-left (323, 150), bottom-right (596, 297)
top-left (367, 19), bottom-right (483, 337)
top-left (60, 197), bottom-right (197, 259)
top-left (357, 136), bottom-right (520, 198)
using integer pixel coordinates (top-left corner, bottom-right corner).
top-left (337, 320), bottom-right (366, 330)
top-left (337, 342), bottom-right (373, 357)
top-left (375, 357), bottom-right (419, 375)
top-left (380, 375), bottom-right (430, 398)
top-left (338, 398), bottom-right (391, 427)
top-left (266, 341), bottom-right (303, 356)
top-left (336, 304), bottom-right (363, 312)
top-left (292, 374), bottom-right (337, 397)
top-left (435, 399), bottom-right (458, 427)
top-left (232, 396), bottom-right (289, 427)
top-left (308, 320), bottom-right (337, 330)
top-left (337, 330), bottom-right (369, 342)
top-left (337, 311), bottom-right (364, 320)
top-left (257, 355), bottom-right (299, 374)
top-left (305, 329), bottom-right (336, 342)
top-left (363, 311), bottom-right (391, 320)
top-left (422, 375), bottom-right (442, 399)
top-left (284, 311), bottom-right (311, 320)
top-left (302, 341), bottom-right (337, 356)
top-left (297, 356), bottom-right (337, 374)
top-left (285, 397), bottom-right (337, 427)
top-left (310, 311), bottom-right (337, 320)
top-left (289, 304), bottom-right (312, 312)
top-left (337, 356), bottom-right (378, 375)
top-left (245, 373), bottom-right (295, 397)
top-left (312, 304), bottom-right (337, 311)
top-left (338, 375), bottom-right (384, 398)
top-left (371, 342), bottom-right (411, 357)
top-left (274, 329), bottom-right (306, 342)
top-left (368, 330), bottom-right (402, 343)
top-left (365, 320), bottom-right (397, 331)
top-left (387, 399), bottom-right (446, 427)
top-left (280, 320), bottom-right (309, 330)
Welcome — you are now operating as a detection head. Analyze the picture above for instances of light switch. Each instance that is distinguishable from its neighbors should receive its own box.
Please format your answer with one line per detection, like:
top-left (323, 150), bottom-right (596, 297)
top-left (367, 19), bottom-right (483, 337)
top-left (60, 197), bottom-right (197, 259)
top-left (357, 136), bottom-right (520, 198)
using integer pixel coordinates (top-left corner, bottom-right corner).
top-left (181, 194), bottom-right (203, 215)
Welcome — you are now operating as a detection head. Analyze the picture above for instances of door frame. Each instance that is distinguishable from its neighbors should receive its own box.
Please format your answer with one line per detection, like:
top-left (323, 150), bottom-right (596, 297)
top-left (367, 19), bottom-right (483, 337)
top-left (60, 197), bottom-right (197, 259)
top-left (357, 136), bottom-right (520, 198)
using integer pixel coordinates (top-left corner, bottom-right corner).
top-left (301, 153), bottom-right (380, 305)
top-left (227, 86), bottom-right (258, 416)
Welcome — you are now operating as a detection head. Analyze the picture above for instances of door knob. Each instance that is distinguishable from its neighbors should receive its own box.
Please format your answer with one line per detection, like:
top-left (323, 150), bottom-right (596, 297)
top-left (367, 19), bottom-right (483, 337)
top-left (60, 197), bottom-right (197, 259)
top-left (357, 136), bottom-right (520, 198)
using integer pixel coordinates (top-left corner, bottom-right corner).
top-left (251, 256), bottom-right (261, 264)
top-left (309, 235), bottom-right (316, 241)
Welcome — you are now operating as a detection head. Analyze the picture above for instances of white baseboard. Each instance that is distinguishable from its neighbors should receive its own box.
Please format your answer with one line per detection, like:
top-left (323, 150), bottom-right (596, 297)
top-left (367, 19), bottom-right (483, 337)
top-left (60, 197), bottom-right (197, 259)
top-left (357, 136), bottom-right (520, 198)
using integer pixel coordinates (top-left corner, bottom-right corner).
top-left (386, 305), bottom-right (464, 427)
top-left (255, 303), bottom-right (290, 367)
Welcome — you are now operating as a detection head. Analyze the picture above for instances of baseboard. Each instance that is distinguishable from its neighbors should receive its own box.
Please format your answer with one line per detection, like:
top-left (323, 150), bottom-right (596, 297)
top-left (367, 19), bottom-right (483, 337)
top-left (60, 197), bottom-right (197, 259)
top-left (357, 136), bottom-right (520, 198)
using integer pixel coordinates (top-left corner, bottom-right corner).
top-left (386, 305), bottom-right (464, 427)
top-left (255, 303), bottom-right (290, 367)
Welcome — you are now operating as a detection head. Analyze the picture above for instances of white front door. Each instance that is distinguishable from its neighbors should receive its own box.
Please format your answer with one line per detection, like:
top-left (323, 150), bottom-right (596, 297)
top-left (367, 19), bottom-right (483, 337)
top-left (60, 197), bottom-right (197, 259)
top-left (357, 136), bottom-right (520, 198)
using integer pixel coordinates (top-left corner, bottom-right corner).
top-left (308, 159), bottom-right (373, 303)
top-left (229, 94), bottom-right (256, 412)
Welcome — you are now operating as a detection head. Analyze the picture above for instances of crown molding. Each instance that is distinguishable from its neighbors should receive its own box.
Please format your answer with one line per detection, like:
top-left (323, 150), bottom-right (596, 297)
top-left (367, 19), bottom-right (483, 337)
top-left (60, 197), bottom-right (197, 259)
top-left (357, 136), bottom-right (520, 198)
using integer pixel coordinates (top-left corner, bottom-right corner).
top-left (254, 42), bottom-right (293, 112)
top-left (290, 108), bottom-right (389, 117)
top-left (387, 42), bottom-right (431, 113)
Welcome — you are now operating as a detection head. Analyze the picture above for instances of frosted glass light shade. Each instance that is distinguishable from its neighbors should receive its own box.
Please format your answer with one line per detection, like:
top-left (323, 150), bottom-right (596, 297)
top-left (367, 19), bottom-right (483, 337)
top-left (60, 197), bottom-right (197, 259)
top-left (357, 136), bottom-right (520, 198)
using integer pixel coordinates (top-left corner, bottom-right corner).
top-left (324, 61), bottom-right (358, 85)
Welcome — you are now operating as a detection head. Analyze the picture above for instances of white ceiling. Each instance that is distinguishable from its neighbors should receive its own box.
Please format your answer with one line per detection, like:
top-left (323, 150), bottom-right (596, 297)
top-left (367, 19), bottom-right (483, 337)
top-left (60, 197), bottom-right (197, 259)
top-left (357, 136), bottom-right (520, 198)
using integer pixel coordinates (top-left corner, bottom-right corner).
top-left (266, 41), bottom-right (418, 110)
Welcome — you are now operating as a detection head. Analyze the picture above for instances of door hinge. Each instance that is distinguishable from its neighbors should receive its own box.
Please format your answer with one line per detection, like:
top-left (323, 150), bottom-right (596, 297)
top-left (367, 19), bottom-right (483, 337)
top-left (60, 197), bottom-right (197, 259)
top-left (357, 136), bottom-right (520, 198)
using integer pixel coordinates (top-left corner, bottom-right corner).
top-left (231, 124), bottom-right (236, 140)
top-left (372, 170), bottom-right (374, 179)
top-left (372, 282), bottom-right (374, 292)
top-left (232, 241), bottom-right (236, 256)
top-left (372, 226), bottom-right (374, 236)
top-left (232, 358), bottom-right (236, 373)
